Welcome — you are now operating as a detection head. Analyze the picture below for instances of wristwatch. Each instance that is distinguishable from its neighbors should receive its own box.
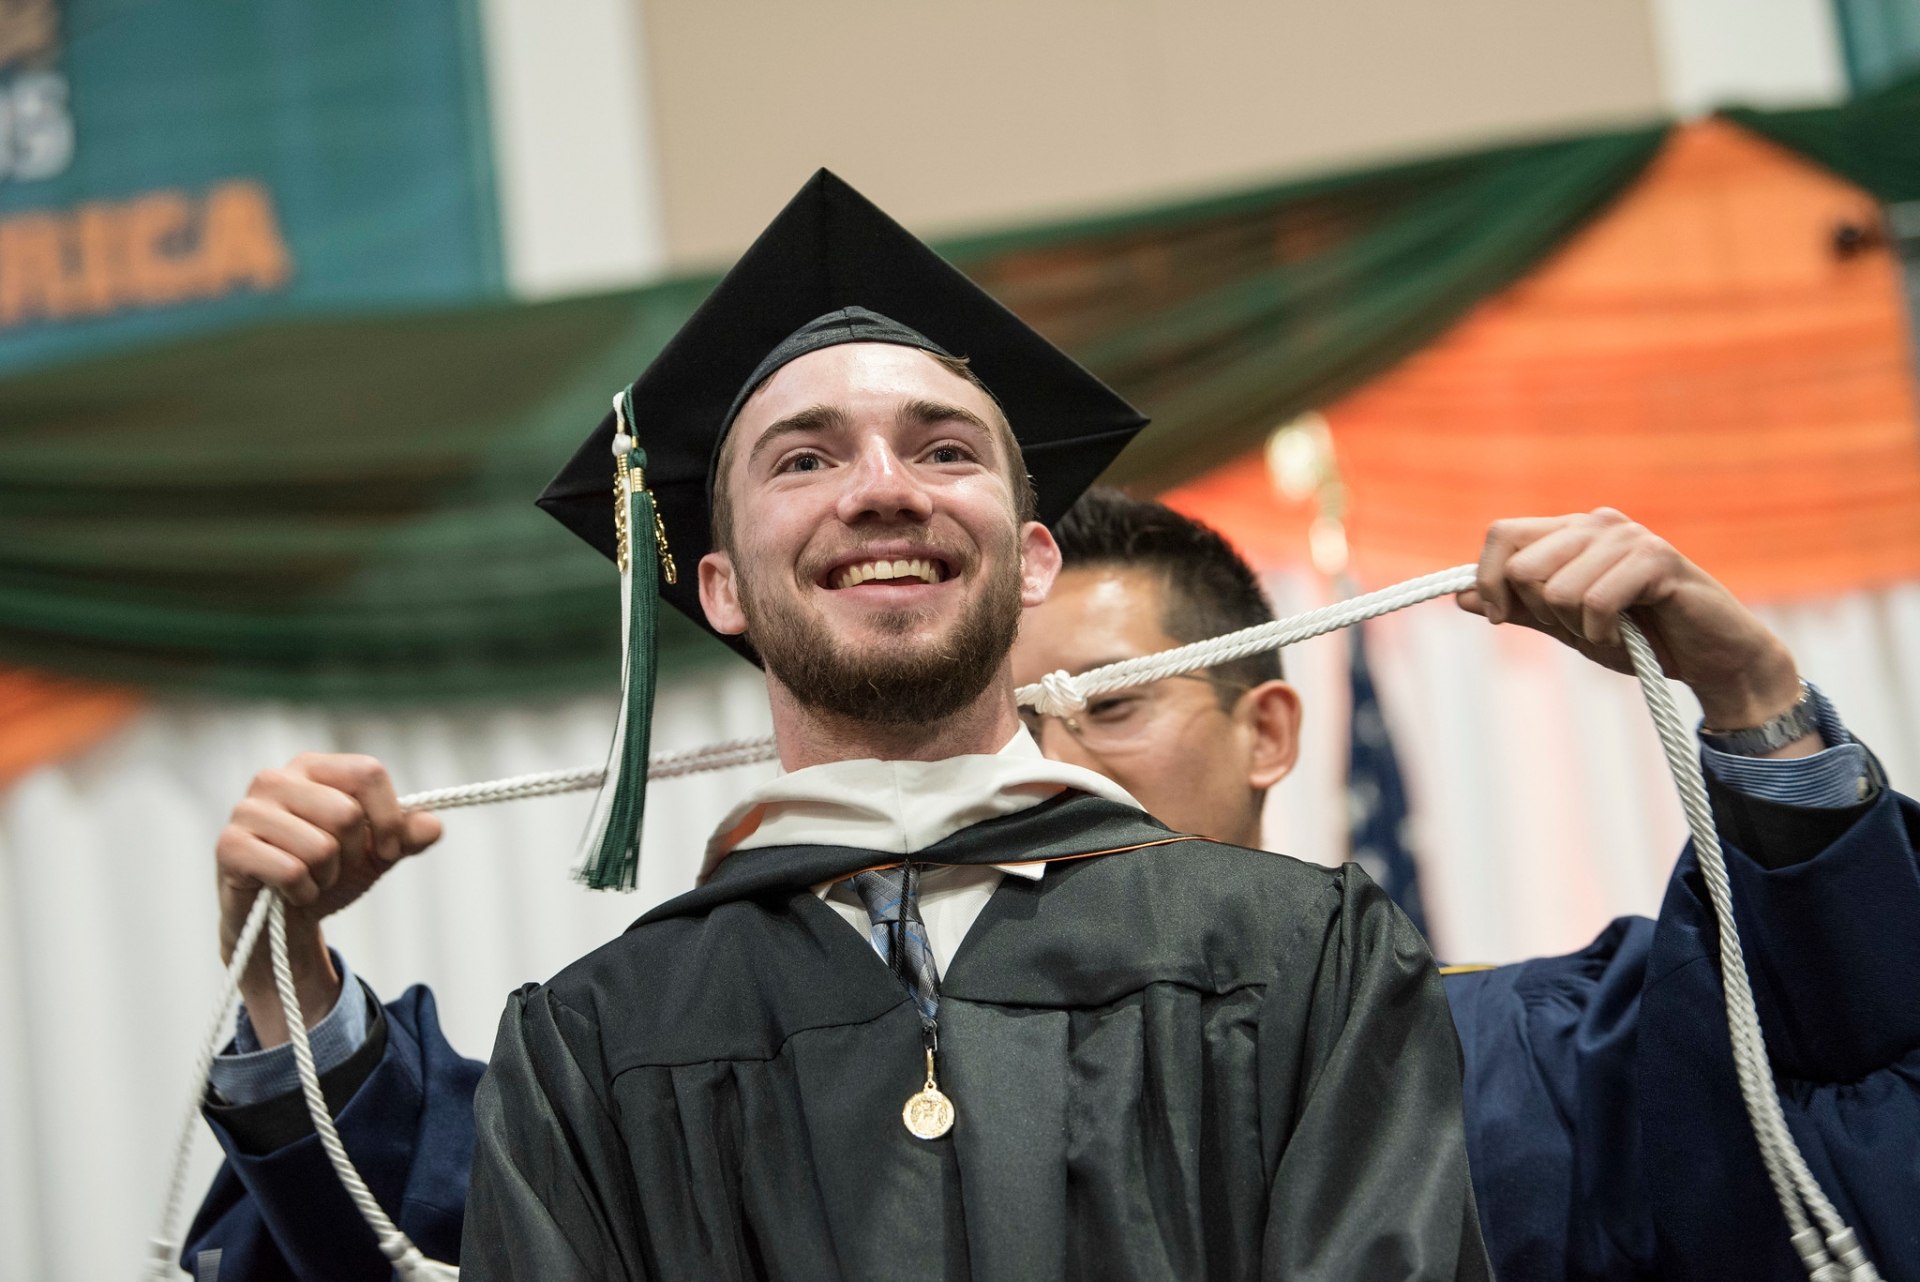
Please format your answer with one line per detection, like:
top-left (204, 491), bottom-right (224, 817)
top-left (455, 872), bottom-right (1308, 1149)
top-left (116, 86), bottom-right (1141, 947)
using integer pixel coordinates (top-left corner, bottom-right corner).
top-left (1700, 680), bottom-right (1820, 756)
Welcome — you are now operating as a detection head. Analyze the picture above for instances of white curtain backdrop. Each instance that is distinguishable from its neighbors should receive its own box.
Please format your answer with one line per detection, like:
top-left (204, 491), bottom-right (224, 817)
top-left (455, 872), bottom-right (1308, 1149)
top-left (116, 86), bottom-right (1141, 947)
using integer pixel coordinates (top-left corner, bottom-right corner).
top-left (2, 579), bottom-right (1915, 1281)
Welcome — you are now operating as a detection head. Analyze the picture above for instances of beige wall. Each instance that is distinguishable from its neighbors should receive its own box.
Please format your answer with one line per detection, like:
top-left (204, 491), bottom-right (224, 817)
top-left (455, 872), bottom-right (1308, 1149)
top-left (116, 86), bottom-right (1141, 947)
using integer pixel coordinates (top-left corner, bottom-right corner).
top-left (639, 0), bottom-right (1666, 268)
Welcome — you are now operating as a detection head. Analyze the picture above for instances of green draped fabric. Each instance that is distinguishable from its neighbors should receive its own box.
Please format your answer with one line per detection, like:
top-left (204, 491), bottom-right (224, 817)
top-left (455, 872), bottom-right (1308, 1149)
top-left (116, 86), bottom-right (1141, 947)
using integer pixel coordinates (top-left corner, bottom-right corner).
top-left (956, 127), bottom-right (1668, 491)
top-left (1724, 69), bottom-right (1920, 203)
top-left (4, 125), bottom-right (1673, 699)
top-left (0, 282), bottom-right (727, 699)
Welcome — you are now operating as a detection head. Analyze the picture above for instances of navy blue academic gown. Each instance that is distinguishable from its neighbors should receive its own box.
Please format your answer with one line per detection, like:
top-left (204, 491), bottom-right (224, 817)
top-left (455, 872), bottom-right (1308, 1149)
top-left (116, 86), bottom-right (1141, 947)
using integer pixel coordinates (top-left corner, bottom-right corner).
top-left (1444, 782), bottom-right (1920, 1280)
top-left (185, 783), bottom-right (1920, 1281)
top-left (183, 983), bottom-right (480, 1281)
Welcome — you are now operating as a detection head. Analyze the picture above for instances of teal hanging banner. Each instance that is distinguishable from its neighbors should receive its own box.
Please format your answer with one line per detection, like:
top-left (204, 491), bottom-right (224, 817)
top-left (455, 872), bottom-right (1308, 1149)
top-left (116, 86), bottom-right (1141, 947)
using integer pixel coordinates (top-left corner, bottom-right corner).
top-left (0, 0), bottom-right (503, 375)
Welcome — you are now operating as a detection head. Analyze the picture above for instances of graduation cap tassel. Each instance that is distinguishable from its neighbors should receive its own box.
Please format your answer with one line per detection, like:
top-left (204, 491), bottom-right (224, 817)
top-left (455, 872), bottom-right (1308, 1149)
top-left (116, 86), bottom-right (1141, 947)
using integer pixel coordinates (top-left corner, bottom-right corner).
top-left (576, 386), bottom-right (676, 891)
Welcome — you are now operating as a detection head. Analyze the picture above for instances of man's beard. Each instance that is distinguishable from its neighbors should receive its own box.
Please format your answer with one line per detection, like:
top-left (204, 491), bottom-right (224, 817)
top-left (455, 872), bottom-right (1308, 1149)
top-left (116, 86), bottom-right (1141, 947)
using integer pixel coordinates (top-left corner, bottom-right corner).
top-left (736, 535), bottom-right (1024, 727)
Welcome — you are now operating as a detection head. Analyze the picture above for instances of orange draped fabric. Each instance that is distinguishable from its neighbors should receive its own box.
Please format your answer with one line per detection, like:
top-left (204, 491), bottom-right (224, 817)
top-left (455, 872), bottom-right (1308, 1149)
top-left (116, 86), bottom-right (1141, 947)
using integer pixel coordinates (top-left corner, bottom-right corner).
top-left (1163, 119), bottom-right (1920, 602)
top-left (0, 668), bottom-right (142, 790)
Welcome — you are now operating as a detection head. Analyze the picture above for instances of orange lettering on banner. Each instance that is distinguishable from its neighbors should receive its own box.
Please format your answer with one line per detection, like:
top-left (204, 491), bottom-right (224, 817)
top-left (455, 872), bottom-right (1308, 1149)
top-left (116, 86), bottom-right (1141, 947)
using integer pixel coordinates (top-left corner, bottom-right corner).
top-left (70, 202), bottom-right (123, 313)
top-left (199, 180), bottom-right (293, 294)
top-left (0, 212), bottom-right (73, 323)
top-left (124, 189), bottom-right (199, 306)
top-left (0, 179), bottom-right (295, 329)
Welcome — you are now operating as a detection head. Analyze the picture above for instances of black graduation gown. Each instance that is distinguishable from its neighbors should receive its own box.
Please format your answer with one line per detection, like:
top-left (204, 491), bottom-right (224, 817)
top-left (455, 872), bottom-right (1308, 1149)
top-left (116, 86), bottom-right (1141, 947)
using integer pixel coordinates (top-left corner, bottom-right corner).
top-left (462, 793), bottom-right (1490, 1281)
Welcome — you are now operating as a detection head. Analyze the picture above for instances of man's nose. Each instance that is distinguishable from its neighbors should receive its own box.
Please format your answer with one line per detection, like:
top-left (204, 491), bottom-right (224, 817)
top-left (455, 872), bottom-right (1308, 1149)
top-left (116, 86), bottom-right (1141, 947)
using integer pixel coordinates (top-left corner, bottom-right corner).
top-left (836, 439), bottom-right (934, 525)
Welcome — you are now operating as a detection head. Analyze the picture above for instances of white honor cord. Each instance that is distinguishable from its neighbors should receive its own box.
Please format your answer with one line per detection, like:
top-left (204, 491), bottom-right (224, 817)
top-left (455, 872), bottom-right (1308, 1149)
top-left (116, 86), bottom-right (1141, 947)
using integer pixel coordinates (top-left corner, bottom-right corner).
top-left (148, 566), bottom-right (1879, 1281)
top-left (1620, 619), bottom-right (1879, 1281)
top-left (268, 895), bottom-right (461, 1281)
top-left (360, 570), bottom-right (1480, 817)
top-left (144, 889), bottom-right (272, 1281)
top-left (397, 734), bottom-right (786, 814)
top-left (1018, 564), bottom-right (1480, 718)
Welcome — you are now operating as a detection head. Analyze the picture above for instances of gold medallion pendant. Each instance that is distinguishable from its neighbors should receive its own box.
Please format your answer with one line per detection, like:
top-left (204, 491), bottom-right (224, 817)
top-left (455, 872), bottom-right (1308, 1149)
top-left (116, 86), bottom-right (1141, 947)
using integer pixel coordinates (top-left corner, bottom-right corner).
top-left (903, 1047), bottom-right (954, 1139)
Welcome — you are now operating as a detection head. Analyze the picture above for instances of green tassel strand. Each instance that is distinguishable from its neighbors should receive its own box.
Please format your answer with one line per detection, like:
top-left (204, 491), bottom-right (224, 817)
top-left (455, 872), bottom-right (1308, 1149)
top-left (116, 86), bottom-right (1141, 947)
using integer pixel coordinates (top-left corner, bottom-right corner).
top-left (578, 413), bottom-right (671, 890)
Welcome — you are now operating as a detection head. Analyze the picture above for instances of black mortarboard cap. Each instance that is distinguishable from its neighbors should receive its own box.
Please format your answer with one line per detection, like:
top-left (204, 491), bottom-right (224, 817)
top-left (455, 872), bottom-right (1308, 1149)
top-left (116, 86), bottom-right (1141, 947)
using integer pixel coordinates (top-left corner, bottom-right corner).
top-left (535, 169), bottom-right (1149, 662)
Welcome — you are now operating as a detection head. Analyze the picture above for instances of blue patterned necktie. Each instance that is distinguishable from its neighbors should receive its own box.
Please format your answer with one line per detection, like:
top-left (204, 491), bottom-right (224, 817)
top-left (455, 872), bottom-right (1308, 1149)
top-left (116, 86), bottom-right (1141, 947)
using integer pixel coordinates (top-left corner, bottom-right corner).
top-left (851, 865), bottom-right (940, 1025)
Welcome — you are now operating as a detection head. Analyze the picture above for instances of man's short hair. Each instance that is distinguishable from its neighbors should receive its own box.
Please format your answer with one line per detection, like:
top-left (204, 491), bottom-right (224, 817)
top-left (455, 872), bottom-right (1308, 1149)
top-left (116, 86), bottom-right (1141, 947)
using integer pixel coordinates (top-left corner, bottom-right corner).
top-left (1052, 488), bottom-right (1283, 699)
top-left (710, 349), bottom-right (1039, 549)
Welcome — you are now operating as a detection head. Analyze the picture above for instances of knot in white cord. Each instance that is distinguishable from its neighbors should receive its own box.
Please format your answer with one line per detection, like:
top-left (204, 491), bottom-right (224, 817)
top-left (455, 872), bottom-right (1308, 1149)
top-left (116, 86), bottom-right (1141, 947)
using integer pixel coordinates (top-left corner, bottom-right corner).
top-left (1032, 670), bottom-right (1089, 717)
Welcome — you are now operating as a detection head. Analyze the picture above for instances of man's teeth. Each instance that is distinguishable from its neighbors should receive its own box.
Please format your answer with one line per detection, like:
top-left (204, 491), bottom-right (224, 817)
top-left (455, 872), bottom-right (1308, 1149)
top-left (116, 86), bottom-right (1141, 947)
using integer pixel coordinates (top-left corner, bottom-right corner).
top-left (833, 558), bottom-right (942, 589)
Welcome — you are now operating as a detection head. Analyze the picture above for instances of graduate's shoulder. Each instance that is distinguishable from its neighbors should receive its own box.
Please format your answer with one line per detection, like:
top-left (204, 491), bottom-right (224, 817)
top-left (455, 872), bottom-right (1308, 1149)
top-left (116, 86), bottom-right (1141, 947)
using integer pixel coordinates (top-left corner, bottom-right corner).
top-left (1064, 828), bottom-right (1361, 906)
top-left (945, 836), bottom-right (1390, 1006)
top-left (534, 904), bottom-right (718, 987)
top-left (965, 792), bottom-right (1356, 903)
top-left (1092, 835), bottom-right (1401, 949)
top-left (514, 886), bottom-right (888, 1069)
top-left (530, 889), bottom-right (793, 1001)
top-left (988, 795), bottom-right (1382, 932)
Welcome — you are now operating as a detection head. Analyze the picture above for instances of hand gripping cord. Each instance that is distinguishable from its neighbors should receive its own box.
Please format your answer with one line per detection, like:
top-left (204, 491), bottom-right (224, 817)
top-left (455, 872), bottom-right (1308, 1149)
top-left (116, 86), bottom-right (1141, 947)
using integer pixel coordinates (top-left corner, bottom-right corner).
top-left (147, 566), bottom-right (1880, 1281)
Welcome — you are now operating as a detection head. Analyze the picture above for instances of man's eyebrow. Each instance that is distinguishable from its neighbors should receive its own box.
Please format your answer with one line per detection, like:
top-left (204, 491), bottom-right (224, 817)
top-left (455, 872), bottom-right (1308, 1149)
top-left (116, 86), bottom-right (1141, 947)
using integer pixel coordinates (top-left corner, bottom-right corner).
top-left (898, 398), bottom-right (993, 435)
top-left (745, 404), bottom-right (849, 468)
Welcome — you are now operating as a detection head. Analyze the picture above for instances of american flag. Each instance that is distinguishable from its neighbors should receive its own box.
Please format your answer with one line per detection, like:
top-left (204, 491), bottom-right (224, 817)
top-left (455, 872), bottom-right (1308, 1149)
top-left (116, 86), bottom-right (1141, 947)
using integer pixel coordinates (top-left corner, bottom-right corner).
top-left (1344, 621), bottom-right (1430, 942)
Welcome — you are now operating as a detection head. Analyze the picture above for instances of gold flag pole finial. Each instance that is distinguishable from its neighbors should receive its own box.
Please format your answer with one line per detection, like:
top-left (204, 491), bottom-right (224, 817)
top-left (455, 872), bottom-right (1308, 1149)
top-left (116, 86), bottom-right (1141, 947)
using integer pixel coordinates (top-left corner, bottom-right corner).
top-left (1266, 411), bottom-right (1348, 580)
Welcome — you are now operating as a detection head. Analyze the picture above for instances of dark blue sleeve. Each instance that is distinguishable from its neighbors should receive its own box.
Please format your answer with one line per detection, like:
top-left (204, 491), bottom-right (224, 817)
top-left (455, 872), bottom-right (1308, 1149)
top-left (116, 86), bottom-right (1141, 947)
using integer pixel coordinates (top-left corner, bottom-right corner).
top-left (181, 983), bottom-right (483, 1281)
top-left (1444, 916), bottom-right (1659, 1282)
top-left (1641, 788), bottom-right (1920, 1280)
top-left (1444, 760), bottom-right (1920, 1282)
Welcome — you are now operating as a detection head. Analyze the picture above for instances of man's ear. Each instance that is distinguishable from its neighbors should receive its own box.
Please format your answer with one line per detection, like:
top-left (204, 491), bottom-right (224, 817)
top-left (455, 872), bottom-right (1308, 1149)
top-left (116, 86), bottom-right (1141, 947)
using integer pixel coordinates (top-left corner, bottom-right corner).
top-left (698, 549), bottom-right (748, 636)
top-left (1018, 521), bottom-right (1063, 608)
top-left (1241, 680), bottom-right (1303, 790)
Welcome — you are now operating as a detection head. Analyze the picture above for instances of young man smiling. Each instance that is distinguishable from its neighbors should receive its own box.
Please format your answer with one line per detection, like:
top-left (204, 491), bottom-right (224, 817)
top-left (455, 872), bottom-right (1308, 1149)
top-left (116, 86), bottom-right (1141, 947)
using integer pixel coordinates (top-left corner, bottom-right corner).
top-left (455, 178), bottom-right (1489, 1279)
top-left (190, 174), bottom-right (1492, 1281)
top-left (696, 340), bottom-right (1046, 768)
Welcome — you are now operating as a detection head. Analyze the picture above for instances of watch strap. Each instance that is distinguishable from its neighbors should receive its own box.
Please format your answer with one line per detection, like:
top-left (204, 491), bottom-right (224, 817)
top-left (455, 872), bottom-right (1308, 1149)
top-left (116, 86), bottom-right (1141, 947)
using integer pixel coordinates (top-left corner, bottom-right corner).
top-left (1700, 680), bottom-right (1820, 756)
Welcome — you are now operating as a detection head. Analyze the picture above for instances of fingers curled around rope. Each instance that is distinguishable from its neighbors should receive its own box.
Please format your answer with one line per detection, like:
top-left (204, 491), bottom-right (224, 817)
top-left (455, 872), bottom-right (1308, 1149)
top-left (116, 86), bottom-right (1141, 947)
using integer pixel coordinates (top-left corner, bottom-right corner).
top-left (217, 821), bottom-right (329, 906)
top-left (294, 752), bottom-right (425, 864)
top-left (1469, 508), bottom-right (1686, 650)
top-left (1473, 514), bottom-right (1567, 623)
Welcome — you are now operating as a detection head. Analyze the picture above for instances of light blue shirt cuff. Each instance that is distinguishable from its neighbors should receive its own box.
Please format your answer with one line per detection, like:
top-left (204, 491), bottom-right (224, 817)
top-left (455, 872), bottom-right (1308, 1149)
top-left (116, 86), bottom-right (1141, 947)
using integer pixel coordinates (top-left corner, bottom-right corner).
top-left (1698, 683), bottom-right (1873, 810)
top-left (208, 950), bottom-right (371, 1106)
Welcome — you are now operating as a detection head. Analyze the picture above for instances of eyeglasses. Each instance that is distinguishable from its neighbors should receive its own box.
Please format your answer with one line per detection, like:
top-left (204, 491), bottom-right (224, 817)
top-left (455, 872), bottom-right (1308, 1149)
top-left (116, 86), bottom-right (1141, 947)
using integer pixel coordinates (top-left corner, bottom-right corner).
top-left (1018, 673), bottom-right (1251, 755)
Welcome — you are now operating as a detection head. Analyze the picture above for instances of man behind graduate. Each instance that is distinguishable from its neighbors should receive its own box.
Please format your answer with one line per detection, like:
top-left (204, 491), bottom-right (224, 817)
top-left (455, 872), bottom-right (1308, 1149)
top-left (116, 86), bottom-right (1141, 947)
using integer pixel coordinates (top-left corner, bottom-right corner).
top-left (1021, 490), bottom-right (1920, 1281)
top-left (441, 173), bottom-right (1486, 1279)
